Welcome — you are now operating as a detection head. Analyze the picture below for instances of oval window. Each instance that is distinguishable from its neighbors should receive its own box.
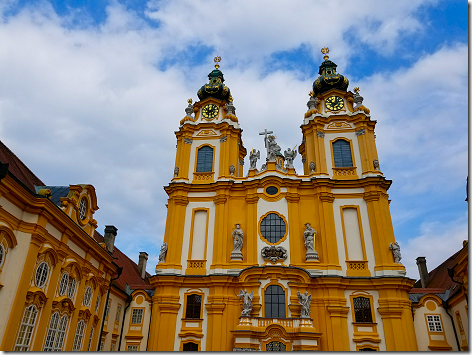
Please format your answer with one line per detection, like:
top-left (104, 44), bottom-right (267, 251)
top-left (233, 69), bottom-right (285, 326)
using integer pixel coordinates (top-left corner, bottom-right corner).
top-left (260, 213), bottom-right (286, 244)
top-left (265, 186), bottom-right (278, 195)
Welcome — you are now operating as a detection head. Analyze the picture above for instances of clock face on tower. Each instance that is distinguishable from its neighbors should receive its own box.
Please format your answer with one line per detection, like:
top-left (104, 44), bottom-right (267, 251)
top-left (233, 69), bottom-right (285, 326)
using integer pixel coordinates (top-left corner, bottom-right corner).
top-left (202, 104), bottom-right (219, 119)
top-left (325, 95), bottom-right (344, 111)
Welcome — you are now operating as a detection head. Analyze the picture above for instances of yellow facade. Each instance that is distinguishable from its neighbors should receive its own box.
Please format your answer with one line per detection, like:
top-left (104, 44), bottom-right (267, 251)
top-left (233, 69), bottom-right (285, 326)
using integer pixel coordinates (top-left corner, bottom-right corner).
top-left (149, 55), bottom-right (418, 351)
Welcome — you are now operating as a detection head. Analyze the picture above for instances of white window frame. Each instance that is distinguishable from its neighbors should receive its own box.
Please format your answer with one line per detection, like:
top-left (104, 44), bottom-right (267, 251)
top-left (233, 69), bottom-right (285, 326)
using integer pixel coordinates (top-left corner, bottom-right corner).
top-left (115, 304), bottom-right (122, 323)
top-left (44, 312), bottom-right (60, 351)
top-left (14, 305), bottom-right (38, 351)
top-left (53, 315), bottom-right (68, 351)
top-left (58, 272), bottom-right (69, 296)
top-left (72, 320), bottom-right (85, 351)
top-left (68, 278), bottom-right (76, 299)
top-left (127, 344), bottom-right (139, 351)
top-left (78, 198), bottom-right (87, 220)
top-left (131, 309), bottom-right (144, 324)
top-left (35, 261), bottom-right (49, 288)
top-left (83, 286), bottom-right (93, 307)
top-left (87, 327), bottom-right (94, 351)
top-left (427, 315), bottom-right (443, 332)
top-left (95, 295), bottom-right (101, 313)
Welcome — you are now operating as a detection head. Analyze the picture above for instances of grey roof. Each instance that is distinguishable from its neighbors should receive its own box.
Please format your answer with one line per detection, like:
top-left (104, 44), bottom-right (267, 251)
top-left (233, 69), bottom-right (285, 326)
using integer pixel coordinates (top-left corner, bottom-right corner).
top-left (35, 186), bottom-right (70, 206)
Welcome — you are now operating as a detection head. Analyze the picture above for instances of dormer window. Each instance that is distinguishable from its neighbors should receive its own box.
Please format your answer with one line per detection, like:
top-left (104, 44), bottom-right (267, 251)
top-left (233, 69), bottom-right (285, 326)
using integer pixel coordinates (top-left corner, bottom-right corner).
top-left (78, 198), bottom-right (87, 220)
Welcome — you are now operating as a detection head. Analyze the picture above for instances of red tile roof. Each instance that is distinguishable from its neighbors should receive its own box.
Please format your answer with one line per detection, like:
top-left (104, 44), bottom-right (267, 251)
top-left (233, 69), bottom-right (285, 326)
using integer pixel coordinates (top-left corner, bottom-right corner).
top-left (0, 140), bottom-right (44, 192)
top-left (412, 250), bottom-right (460, 290)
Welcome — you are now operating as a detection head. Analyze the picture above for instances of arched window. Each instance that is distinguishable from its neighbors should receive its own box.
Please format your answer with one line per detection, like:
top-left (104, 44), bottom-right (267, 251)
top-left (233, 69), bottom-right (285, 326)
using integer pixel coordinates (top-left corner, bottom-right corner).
top-left (332, 139), bottom-right (353, 167)
top-left (54, 315), bottom-right (68, 351)
top-left (264, 285), bottom-right (286, 318)
top-left (14, 305), bottom-right (38, 351)
top-left (353, 296), bottom-right (373, 323)
top-left (183, 342), bottom-right (199, 351)
top-left (68, 278), bottom-right (76, 299)
top-left (196, 146), bottom-right (213, 172)
top-left (44, 312), bottom-right (60, 351)
top-left (185, 294), bottom-right (202, 319)
top-left (87, 327), bottom-right (94, 351)
top-left (72, 320), bottom-right (85, 351)
top-left (83, 286), bottom-right (93, 307)
top-left (266, 341), bottom-right (286, 351)
top-left (58, 272), bottom-right (69, 296)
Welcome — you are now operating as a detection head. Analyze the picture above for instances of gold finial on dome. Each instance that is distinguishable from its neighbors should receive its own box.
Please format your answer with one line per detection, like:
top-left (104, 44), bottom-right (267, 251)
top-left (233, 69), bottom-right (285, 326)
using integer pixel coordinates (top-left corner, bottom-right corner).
top-left (229, 95), bottom-right (233, 103)
top-left (309, 90), bottom-right (315, 97)
top-left (214, 56), bottom-right (221, 69)
top-left (321, 47), bottom-right (329, 60)
top-left (353, 87), bottom-right (360, 94)
top-left (187, 98), bottom-right (193, 104)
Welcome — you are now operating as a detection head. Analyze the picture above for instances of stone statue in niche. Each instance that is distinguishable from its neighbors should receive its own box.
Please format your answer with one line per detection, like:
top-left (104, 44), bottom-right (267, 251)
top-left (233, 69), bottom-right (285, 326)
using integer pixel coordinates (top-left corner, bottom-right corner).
top-left (297, 290), bottom-right (312, 318)
top-left (237, 289), bottom-right (253, 317)
top-left (229, 164), bottom-right (235, 176)
top-left (158, 242), bottom-right (168, 263)
top-left (231, 224), bottom-right (243, 261)
top-left (284, 147), bottom-right (297, 169)
top-left (304, 223), bottom-right (319, 261)
top-left (389, 242), bottom-right (402, 263)
top-left (173, 166), bottom-right (179, 177)
top-left (249, 149), bottom-right (260, 170)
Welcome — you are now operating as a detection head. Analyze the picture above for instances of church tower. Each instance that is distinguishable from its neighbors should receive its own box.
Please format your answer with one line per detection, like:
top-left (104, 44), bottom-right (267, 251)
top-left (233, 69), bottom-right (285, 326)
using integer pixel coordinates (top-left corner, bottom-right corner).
top-left (148, 52), bottom-right (417, 351)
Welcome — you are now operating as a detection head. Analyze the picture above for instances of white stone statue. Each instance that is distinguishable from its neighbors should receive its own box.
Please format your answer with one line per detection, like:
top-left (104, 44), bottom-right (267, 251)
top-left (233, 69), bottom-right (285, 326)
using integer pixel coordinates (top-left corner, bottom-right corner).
top-left (266, 135), bottom-right (281, 162)
top-left (297, 290), bottom-right (311, 318)
top-left (309, 161), bottom-right (316, 173)
top-left (249, 149), bottom-right (260, 170)
top-left (230, 164), bottom-right (235, 176)
top-left (231, 224), bottom-right (243, 261)
top-left (284, 147), bottom-right (297, 169)
top-left (389, 242), bottom-right (402, 263)
top-left (237, 289), bottom-right (253, 317)
top-left (158, 242), bottom-right (168, 263)
top-left (304, 223), bottom-right (318, 261)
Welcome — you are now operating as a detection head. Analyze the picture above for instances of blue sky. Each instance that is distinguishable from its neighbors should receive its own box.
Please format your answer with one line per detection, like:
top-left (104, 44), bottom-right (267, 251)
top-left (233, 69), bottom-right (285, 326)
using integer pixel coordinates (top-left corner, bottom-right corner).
top-left (0, 0), bottom-right (467, 278)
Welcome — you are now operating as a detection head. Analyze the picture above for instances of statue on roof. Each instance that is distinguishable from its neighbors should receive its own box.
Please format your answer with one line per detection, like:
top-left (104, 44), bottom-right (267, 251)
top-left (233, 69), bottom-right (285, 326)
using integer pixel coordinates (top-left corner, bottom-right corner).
top-left (284, 147), bottom-right (297, 169)
top-left (249, 149), bottom-right (260, 170)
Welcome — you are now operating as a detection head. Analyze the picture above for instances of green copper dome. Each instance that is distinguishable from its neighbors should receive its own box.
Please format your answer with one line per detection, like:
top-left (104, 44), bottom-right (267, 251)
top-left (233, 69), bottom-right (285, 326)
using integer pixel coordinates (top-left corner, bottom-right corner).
top-left (312, 50), bottom-right (349, 95)
top-left (197, 68), bottom-right (231, 102)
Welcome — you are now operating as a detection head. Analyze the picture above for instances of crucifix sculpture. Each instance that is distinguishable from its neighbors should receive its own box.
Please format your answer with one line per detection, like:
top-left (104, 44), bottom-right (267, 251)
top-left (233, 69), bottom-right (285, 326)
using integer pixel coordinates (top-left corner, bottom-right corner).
top-left (259, 129), bottom-right (274, 149)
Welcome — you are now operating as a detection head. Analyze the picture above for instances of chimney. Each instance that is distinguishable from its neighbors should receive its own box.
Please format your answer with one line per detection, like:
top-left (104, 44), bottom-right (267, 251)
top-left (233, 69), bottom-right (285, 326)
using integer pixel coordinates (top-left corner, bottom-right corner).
top-left (137, 252), bottom-right (148, 279)
top-left (416, 256), bottom-right (430, 288)
top-left (103, 225), bottom-right (118, 254)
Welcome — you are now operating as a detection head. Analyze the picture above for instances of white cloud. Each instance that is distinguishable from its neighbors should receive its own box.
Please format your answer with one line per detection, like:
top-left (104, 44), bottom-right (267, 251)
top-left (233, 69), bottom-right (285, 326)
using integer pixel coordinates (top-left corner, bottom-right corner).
top-left (401, 212), bottom-right (468, 281)
top-left (0, 1), bottom-right (466, 274)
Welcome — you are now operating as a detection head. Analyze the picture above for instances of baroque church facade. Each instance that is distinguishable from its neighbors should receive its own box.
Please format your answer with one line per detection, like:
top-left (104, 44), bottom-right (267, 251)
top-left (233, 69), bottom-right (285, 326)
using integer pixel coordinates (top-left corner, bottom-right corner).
top-left (147, 51), bottom-right (417, 351)
top-left (0, 50), bottom-right (467, 351)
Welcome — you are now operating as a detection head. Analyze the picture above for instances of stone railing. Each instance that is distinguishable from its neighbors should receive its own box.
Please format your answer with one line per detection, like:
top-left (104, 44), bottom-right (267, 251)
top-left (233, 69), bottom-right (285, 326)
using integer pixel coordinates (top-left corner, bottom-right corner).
top-left (346, 260), bottom-right (367, 271)
top-left (187, 260), bottom-right (206, 269)
top-left (332, 167), bottom-right (357, 179)
top-left (192, 171), bottom-right (214, 183)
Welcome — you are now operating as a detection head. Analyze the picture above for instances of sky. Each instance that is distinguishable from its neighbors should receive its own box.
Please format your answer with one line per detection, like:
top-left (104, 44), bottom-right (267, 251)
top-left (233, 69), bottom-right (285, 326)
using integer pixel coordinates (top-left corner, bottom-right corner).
top-left (0, 0), bottom-right (467, 279)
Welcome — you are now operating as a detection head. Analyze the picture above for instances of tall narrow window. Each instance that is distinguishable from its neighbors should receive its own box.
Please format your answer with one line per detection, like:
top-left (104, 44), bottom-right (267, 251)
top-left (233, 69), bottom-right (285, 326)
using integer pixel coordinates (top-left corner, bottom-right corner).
top-left (83, 286), bottom-right (93, 307)
top-left (72, 320), bottom-right (85, 351)
top-left (95, 295), bottom-right (101, 313)
top-left (264, 285), bottom-right (286, 318)
top-left (196, 146), bottom-right (213, 172)
top-left (115, 305), bottom-right (122, 323)
top-left (44, 312), bottom-right (60, 351)
top-left (68, 278), bottom-right (76, 299)
top-left (58, 272), bottom-right (69, 296)
top-left (53, 315), bottom-right (68, 351)
top-left (14, 305), bottom-right (38, 351)
top-left (185, 294), bottom-right (202, 319)
top-left (332, 139), bottom-right (353, 167)
top-left (353, 297), bottom-right (373, 323)
top-left (87, 327), bottom-right (94, 351)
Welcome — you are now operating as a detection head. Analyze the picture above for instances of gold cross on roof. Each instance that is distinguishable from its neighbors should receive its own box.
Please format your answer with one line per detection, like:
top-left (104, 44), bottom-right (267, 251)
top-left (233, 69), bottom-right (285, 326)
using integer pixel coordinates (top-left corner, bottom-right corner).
top-left (309, 90), bottom-right (314, 97)
top-left (354, 87), bottom-right (360, 94)
top-left (188, 98), bottom-right (193, 104)
top-left (321, 47), bottom-right (329, 60)
top-left (214, 56), bottom-right (221, 69)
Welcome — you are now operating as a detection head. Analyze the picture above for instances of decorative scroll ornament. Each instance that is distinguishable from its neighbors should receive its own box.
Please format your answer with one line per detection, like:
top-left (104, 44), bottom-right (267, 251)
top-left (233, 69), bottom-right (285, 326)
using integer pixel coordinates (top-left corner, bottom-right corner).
top-left (304, 223), bottom-right (319, 261)
top-left (158, 242), bottom-right (168, 264)
top-left (184, 138), bottom-right (193, 144)
top-left (261, 245), bottom-right (287, 263)
top-left (316, 131), bottom-right (325, 138)
top-left (389, 242), bottom-right (402, 264)
top-left (297, 290), bottom-right (312, 318)
top-left (231, 224), bottom-right (243, 261)
top-left (237, 289), bottom-right (253, 316)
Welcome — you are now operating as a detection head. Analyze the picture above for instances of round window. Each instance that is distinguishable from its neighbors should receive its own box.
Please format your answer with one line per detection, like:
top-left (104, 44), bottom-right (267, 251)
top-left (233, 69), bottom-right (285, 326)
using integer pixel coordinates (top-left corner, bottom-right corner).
top-left (78, 198), bottom-right (87, 220)
top-left (58, 272), bottom-right (69, 296)
top-left (83, 286), bottom-right (93, 307)
top-left (260, 213), bottom-right (286, 244)
top-left (35, 261), bottom-right (49, 288)
top-left (265, 186), bottom-right (278, 195)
